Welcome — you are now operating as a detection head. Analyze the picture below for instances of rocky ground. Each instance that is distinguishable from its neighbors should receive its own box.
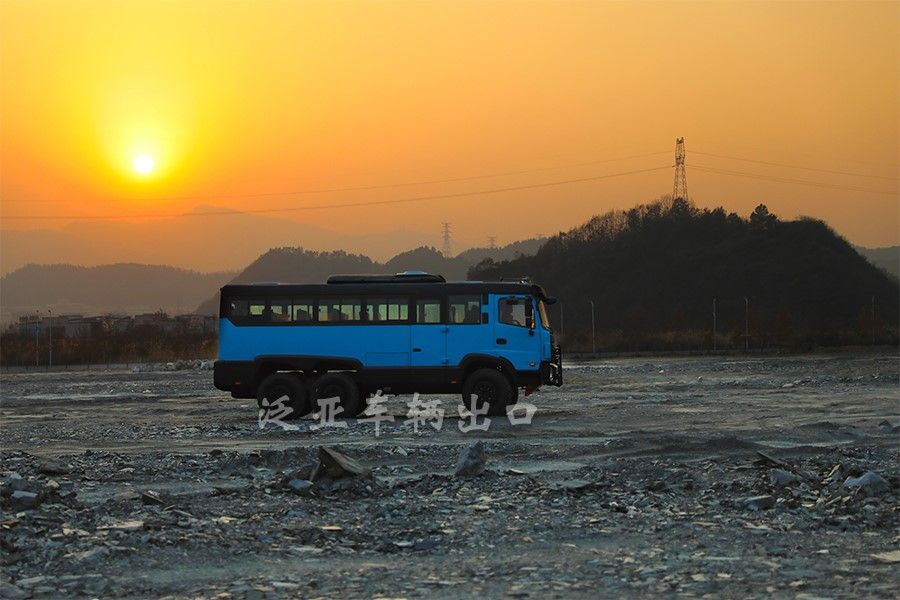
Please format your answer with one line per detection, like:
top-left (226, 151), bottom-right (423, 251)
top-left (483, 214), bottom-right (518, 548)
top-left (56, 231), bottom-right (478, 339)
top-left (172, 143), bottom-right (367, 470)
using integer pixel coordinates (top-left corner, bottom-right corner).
top-left (1, 353), bottom-right (898, 598)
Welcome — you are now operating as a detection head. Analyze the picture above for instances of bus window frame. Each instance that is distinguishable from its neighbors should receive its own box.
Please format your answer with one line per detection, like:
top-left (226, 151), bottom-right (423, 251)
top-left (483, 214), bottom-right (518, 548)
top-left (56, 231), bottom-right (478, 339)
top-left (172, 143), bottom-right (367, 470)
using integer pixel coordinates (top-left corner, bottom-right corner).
top-left (224, 293), bottom-right (479, 327)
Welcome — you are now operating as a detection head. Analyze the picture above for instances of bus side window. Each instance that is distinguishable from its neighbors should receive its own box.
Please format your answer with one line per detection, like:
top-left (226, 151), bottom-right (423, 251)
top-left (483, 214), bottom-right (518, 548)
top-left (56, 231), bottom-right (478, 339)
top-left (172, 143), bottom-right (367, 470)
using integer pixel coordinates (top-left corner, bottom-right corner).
top-left (291, 299), bottom-right (314, 322)
top-left (415, 299), bottom-right (441, 324)
top-left (448, 295), bottom-right (481, 324)
top-left (269, 298), bottom-right (291, 322)
top-left (367, 298), bottom-right (409, 322)
top-left (229, 299), bottom-right (249, 317)
top-left (319, 298), bottom-right (362, 322)
top-left (229, 299), bottom-right (265, 320)
top-left (248, 300), bottom-right (266, 318)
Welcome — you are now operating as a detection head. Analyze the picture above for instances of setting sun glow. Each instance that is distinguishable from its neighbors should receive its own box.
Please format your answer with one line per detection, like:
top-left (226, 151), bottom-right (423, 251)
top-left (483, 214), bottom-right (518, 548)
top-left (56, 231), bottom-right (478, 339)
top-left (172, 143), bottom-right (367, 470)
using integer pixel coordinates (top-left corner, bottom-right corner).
top-left (132, 154), bottom-right (155, 176)
top-left (0, 1), bottom-right (896, 252)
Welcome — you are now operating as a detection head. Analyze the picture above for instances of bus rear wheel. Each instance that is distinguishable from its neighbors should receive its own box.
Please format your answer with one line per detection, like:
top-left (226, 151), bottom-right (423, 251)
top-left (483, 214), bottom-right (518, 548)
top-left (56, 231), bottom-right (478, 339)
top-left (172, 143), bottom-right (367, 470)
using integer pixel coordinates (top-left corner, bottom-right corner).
top-left (311, 373), bottom-right (363, 418)
top-left (257, 373), bottom-right (310, 419)
top-left (462, 368), bottom-right (513, 417)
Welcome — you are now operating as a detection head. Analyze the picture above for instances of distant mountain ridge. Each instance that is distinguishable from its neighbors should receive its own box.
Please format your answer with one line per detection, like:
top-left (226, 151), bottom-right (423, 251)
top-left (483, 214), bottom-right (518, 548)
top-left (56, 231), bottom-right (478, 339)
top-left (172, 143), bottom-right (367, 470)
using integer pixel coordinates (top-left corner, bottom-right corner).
top-left (0, 204), bottom-right (442, 275)
top-left (854, 245), bottom-right (899, 280)
top-left (194, 238), bottom-right (546, 314)
top-left (0, 263), bottom-right (236, 322)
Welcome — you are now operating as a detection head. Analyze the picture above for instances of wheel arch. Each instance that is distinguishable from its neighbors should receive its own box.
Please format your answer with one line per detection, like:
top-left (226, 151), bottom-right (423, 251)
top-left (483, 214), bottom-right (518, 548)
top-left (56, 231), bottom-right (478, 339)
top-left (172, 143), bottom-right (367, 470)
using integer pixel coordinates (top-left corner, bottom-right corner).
top-left (458, 354), bottom-right (518, 387)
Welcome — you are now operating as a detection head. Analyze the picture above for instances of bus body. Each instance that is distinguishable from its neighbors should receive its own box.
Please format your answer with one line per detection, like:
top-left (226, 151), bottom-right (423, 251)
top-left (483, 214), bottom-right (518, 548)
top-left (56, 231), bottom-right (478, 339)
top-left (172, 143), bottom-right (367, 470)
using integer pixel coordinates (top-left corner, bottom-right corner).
top-left (214, 272), bottom-right (562, 417)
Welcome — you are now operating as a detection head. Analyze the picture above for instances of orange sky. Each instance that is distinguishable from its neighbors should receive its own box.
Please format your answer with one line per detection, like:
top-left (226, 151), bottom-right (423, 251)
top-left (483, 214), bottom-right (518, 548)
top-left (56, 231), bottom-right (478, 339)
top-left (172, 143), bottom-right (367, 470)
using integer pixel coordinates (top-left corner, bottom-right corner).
top-left (1, 0), bottom-right (897, 253)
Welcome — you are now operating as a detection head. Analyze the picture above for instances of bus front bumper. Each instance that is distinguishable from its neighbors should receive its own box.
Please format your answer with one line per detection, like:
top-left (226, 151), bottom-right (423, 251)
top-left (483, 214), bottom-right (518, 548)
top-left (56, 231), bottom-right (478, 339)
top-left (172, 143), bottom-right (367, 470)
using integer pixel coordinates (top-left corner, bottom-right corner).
top-left (540, 344), bottom-right (563, 386)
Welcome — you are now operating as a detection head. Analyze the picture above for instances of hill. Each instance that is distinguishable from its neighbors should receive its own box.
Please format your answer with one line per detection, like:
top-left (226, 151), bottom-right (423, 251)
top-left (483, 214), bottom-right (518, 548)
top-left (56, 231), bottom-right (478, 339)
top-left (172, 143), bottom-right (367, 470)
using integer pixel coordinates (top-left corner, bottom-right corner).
top-left (0, 204), bottom-right (544, 277)
top-left (195, 238), bottom-right (546, 314)
top-left (855, 245), bottom-right (899, 280)
top-left (470, 198), bottom-right (899, 350)
top-left (0, 205), bottom-right (439, 275)
top-left (0, 263), bottom-right (235, 322)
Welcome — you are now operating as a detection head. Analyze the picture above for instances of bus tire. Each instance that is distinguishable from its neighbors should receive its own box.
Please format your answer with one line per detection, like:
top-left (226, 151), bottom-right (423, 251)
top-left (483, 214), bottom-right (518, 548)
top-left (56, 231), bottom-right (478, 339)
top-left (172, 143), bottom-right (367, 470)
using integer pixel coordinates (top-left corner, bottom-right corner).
top-left (257, 373), bottom-right (310, 420)
top-left (462, 368), bottom-right (513, 417)
top-left (311, 373), bottom-right (363, 418)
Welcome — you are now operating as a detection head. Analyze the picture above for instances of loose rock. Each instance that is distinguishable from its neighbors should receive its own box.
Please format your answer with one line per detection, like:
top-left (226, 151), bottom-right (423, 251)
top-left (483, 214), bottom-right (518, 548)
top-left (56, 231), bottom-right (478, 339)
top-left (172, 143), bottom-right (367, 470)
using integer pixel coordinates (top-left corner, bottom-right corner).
top-left (36, 459), bottom-right (69, 475)
top-left (286, 479), bottom-right (314, 495)
top-left (878, 420), bottom-right (899, 433)
top-left (9, 490), bottom-right (39, 509)
top-left (0, 583), bottom-right (26, 600)
top-left (455, 441), bottom-right (486, 476)
top-left (314, 446), bottom-right (372, 480)
top-left (141, 490), bottom-right (168, 506)
top-left (769, 468), bottom-right (800, 487)
top-left (843, 471), bottom-right (890, 495)
top-left (741, 495), bottom-right (775, 511)
top-left (2, 473), bottom-right (33, 495)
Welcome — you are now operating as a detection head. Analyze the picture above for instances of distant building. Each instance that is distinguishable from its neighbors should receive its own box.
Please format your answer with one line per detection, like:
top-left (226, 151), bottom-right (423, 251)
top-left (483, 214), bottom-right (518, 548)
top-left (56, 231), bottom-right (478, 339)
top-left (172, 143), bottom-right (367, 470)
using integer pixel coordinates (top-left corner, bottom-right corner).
top-left (10, 311), bottom-right (214, 338)
top-left (133, 312), bottom-right (178, 333)
top-left (61, 316), bottom-right (104, 339)
top-left (16, 315), bottom-right (41, 337)
top-left (176, 313), bottom-right (204, 333)
top-left (109, 316), bottom-right (134, 334)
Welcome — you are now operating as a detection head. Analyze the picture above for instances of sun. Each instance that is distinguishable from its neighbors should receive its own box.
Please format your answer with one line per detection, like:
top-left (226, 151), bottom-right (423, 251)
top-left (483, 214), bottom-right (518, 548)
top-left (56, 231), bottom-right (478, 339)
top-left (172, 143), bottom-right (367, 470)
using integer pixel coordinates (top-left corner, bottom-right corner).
top-left (132, 154), bottom-right (156, 175)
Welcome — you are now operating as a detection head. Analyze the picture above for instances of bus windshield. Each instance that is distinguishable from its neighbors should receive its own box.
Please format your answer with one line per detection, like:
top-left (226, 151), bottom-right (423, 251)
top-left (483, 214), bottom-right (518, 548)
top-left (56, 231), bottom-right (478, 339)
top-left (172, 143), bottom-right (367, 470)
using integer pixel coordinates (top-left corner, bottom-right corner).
top-left (538, 299), bottom-right (552, 331)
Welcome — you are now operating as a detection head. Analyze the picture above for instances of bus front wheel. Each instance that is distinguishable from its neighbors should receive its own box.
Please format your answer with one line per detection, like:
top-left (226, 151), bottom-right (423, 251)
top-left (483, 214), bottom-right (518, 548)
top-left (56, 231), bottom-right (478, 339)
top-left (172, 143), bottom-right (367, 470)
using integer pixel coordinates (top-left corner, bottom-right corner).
top-left (257, 373), bottom-right (310, 419)
top-left (462, 368), bottom-right (513, 417)
top-left (311, 373), bottom-right (363, 418)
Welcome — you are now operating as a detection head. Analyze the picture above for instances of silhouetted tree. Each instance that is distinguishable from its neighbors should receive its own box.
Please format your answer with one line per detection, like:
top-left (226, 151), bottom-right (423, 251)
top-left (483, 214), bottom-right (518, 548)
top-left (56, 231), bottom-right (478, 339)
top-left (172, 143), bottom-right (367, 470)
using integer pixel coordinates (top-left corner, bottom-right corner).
top-left (750, 204), bottom-right (778, 230)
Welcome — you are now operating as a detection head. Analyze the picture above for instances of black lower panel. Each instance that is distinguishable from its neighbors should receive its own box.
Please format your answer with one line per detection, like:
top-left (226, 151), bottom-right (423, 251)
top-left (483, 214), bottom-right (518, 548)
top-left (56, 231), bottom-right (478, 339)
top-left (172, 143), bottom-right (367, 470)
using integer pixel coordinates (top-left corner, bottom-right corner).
top-left (213, 360), bottom-right (258, 397)
top-left (214, 359), bottom-right (545, 397)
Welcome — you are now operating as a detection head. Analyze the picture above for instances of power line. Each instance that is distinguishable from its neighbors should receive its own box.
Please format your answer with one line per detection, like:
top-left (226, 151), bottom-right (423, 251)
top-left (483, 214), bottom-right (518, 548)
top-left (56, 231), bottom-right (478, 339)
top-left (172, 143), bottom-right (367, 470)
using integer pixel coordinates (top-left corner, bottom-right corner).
top-left (692, 150), bottom-right (898, 181)
top-left (0, 150), bottom-right (671, 207)
top-left (721, 146), bottom-right (899, 169)
top-left (1, 165), bottom-right (673, 221)
top-left (692, 164), bottom-right (898, 195)
top-left (155, 149), bottom-right (671, 201)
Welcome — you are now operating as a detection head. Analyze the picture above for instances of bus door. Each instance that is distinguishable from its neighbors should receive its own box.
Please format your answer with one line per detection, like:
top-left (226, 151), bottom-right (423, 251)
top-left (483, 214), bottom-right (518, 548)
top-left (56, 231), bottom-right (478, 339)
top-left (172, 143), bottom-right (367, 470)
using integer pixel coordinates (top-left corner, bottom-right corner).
top-left (445, 293), bottom-right (492, 369)
top-left (362, 297), bottom-right (412, 370)
top-left (494, 295), bottom-right (542, 371)
top-left (410, 297), bottom-right (448, 376)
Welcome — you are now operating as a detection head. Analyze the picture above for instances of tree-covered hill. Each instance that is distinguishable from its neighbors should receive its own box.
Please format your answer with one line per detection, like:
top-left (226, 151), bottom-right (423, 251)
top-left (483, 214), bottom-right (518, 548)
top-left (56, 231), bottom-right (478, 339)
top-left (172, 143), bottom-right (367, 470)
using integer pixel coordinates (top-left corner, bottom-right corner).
top-left (470, 198), bottom-right (899, 351)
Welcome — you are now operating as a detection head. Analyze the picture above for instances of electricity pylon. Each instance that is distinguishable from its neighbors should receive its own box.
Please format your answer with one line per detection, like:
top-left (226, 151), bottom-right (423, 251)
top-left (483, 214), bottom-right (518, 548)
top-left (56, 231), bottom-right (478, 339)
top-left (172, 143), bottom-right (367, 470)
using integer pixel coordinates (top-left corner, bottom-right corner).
top-left (673, 137), bottom-right (688, 201)
top-left (441, 222), bottom-right (452, 257)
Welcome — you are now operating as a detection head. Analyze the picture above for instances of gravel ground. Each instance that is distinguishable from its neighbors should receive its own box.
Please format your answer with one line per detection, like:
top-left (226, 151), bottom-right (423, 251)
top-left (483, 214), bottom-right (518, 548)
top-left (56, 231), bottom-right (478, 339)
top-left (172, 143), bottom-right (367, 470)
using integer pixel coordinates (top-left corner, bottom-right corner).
top-left (1, 353), bottom-right (898, 599)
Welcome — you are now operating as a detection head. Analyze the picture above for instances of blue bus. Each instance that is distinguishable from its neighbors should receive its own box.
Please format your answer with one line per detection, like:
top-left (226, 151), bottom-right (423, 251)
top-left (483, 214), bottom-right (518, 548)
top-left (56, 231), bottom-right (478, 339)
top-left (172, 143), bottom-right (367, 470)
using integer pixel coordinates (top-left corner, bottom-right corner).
top-left (213, 272), bottom-right (562, 417)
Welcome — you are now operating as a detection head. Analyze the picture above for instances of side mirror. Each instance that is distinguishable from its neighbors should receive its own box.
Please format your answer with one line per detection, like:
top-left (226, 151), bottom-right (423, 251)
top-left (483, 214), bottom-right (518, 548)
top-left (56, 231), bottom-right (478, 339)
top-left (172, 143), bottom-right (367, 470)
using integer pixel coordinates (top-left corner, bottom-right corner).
top-left (544, 296), bottom-right (558, 306)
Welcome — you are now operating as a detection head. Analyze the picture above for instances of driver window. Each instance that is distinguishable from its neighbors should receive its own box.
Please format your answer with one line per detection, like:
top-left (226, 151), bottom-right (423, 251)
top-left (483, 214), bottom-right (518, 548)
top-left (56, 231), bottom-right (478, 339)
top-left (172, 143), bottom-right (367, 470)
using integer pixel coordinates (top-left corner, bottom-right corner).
top-left (498, 297), bottom-right (532, 327)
